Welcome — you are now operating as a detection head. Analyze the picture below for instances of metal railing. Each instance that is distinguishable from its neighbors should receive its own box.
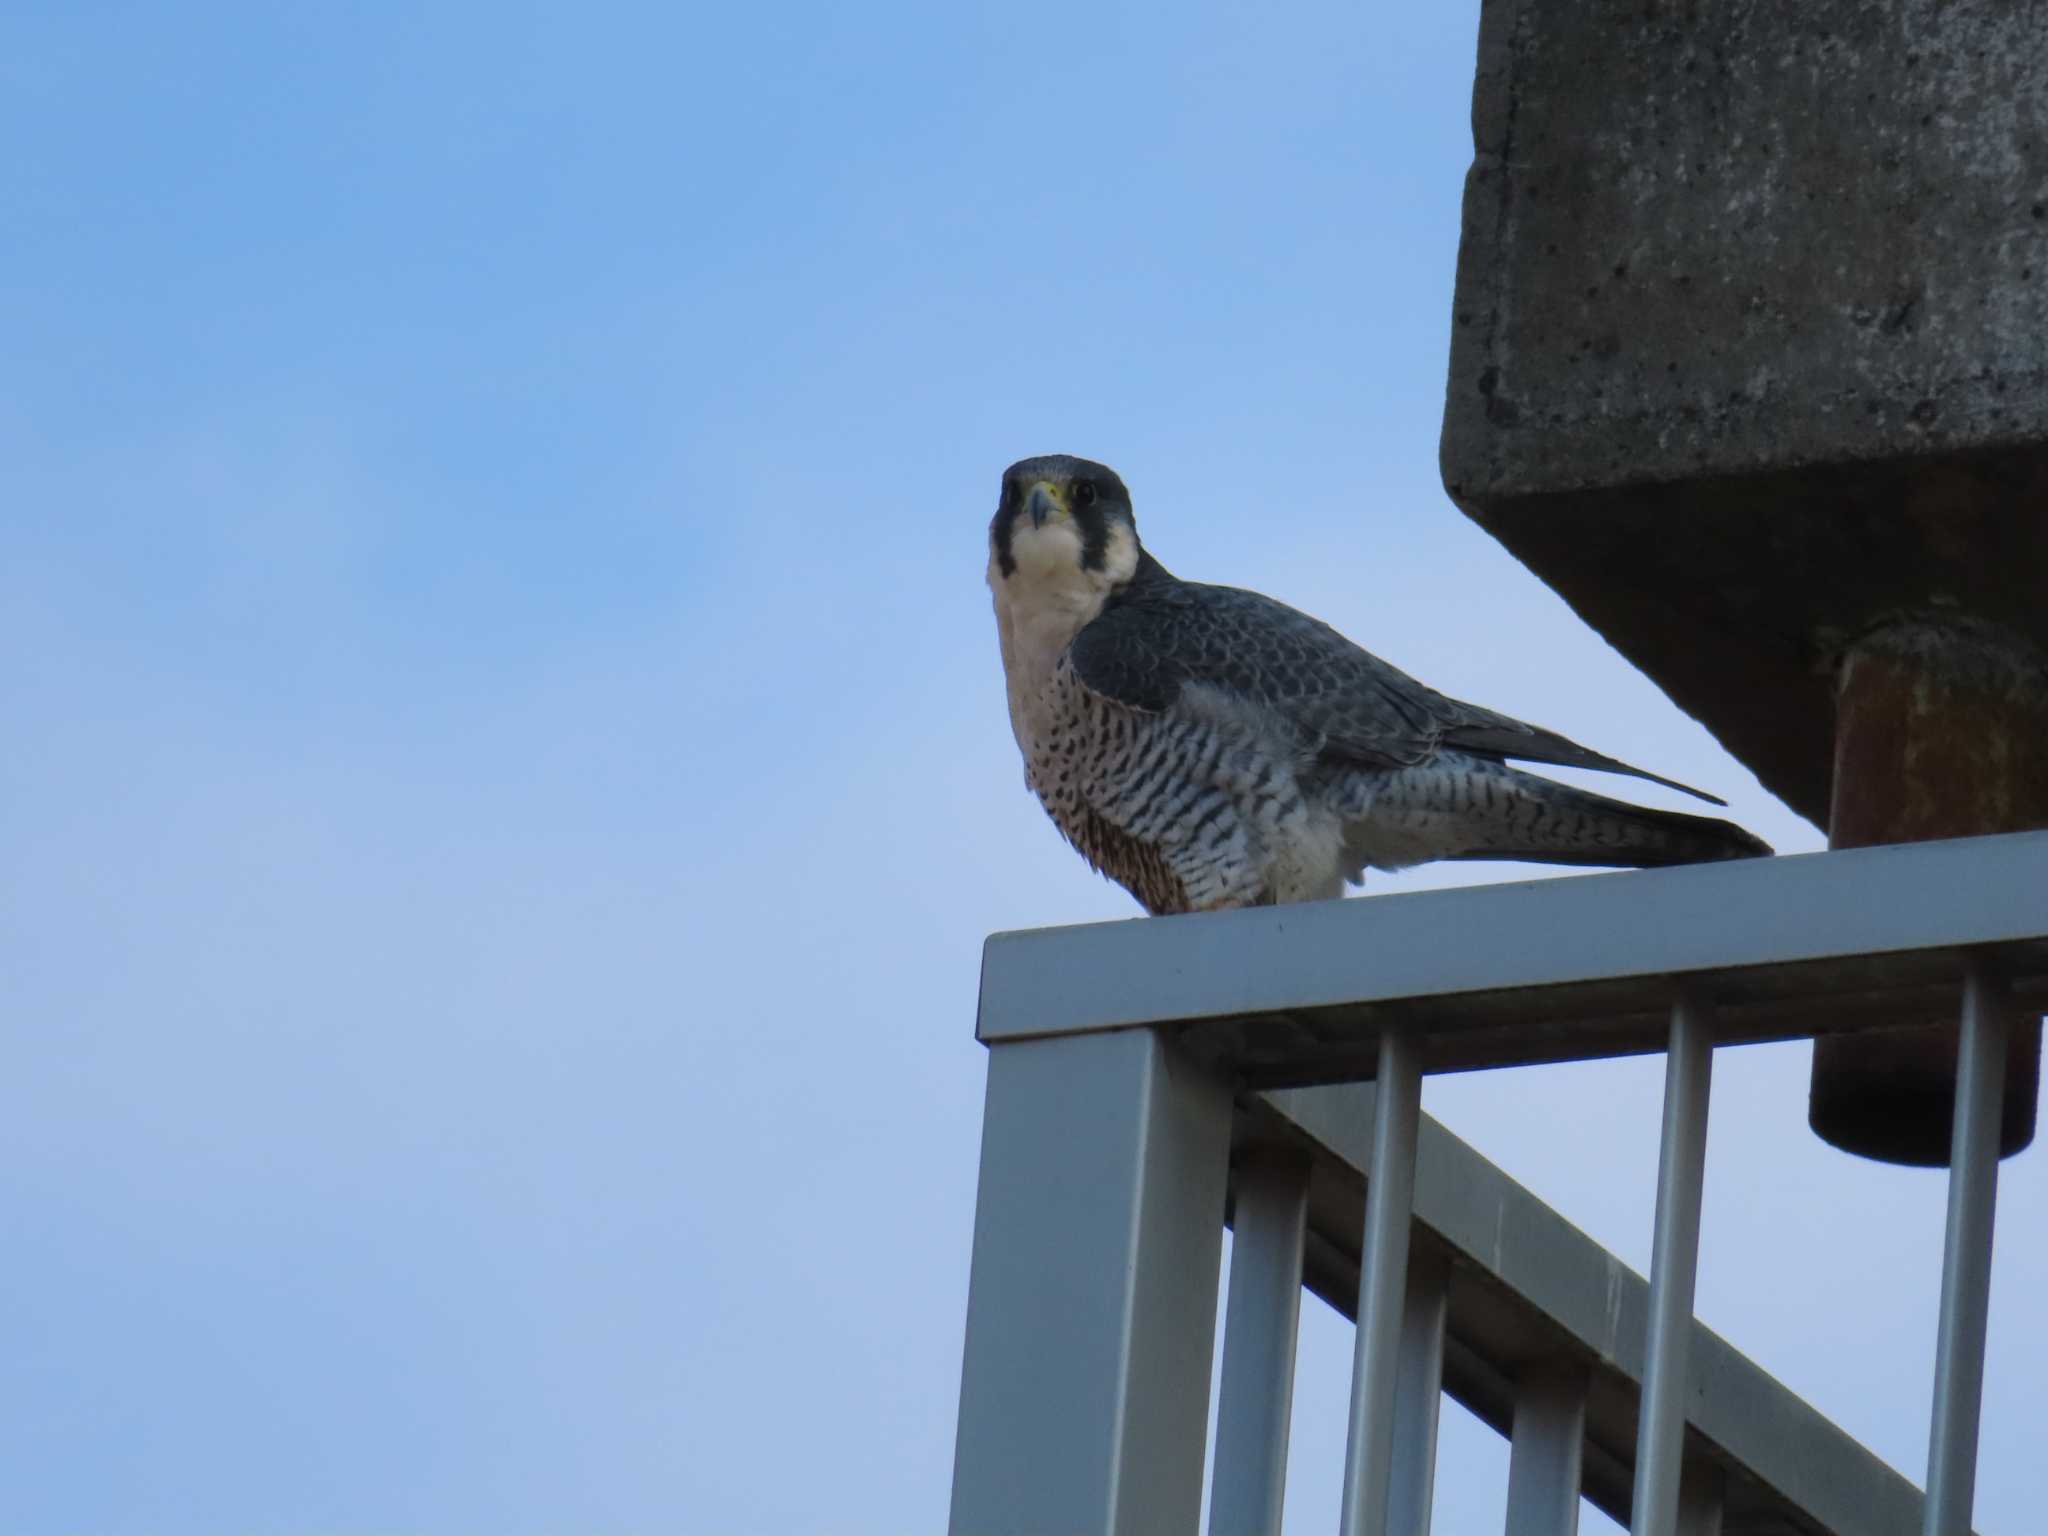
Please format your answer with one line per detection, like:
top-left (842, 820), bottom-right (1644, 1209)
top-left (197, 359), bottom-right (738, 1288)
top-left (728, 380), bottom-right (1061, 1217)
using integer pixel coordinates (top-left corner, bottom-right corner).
top-left (950, 830), bottom-right (2048, 1535)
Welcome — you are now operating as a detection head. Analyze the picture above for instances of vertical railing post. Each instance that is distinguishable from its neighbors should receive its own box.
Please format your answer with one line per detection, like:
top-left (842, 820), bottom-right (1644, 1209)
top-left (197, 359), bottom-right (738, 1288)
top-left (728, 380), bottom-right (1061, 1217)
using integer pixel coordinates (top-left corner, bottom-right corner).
top-left (1338, 1031), bottom-right (1425, 1536)
top-left (1630, 991), bottom-right (1715, 1536)
top-left (1209, 1154), bottom-right (1310, 1536)
top-left (1503, 1363), bottom-right (1586, 1536)
top-left (1923, 956), bottom-right (2011, 1536)
top-left (950, 1029), bottom-right (1232, 1536)
top-left (1386, 1247), bottom-right (1450, 1536)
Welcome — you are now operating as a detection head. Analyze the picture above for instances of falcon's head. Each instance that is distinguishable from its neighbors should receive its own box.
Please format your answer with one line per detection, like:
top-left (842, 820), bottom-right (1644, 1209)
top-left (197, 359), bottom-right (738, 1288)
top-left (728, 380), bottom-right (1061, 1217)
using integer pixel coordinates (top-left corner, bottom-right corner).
top-left (988, 455), bottom-right (1140, 591)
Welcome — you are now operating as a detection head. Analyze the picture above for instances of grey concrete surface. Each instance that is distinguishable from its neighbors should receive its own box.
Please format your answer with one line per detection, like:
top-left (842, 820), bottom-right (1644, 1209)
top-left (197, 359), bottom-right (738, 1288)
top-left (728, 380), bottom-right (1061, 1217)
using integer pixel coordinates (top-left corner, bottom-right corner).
top-left (1441, 1), bottom-right (2048, 822)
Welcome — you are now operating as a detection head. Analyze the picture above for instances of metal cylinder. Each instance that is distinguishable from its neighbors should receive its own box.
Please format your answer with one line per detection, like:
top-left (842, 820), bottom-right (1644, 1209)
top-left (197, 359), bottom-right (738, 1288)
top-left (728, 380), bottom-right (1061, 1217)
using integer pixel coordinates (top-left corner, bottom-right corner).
top-left (1811, 616), bottom-right (2048, 1164)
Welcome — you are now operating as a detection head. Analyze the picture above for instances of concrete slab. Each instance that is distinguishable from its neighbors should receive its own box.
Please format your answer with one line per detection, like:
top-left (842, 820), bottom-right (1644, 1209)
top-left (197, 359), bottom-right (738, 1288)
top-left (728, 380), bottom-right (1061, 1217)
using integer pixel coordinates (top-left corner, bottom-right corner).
top-left (1440, 0), bottom-right (2048, 823)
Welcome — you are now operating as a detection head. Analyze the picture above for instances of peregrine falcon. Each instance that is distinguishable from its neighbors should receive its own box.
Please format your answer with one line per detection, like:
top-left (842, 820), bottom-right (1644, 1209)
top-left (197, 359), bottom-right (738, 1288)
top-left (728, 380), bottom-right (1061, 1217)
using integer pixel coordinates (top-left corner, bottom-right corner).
top-left (987, 454), bottom-right (1770, 915)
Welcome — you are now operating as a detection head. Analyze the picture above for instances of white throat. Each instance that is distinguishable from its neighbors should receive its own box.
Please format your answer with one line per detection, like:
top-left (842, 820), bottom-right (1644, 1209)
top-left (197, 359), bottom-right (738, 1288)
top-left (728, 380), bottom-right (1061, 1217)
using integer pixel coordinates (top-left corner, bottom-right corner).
top-left (988, 519), bottom-right (1140, 749)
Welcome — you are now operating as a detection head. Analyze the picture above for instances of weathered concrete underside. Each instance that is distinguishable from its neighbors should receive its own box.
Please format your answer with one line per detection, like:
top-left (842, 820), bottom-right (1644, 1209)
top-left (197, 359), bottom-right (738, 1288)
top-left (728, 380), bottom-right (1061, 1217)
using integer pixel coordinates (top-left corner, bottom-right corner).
top-left (1441, 0), bottom-right (2048, 827)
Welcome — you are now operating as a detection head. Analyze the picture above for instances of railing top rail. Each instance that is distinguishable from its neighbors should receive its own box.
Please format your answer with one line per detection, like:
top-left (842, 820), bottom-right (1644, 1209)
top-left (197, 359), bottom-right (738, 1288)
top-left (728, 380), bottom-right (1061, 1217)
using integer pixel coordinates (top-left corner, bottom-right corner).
top-left (978, 829), bottom-right (2048, 1084)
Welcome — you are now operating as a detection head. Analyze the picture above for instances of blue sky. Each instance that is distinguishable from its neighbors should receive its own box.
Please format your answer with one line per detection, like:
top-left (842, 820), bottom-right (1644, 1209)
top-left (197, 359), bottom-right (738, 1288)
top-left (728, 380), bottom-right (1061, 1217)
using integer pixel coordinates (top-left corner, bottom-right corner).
top-left (3, 1), bottom-right (2041, 1531)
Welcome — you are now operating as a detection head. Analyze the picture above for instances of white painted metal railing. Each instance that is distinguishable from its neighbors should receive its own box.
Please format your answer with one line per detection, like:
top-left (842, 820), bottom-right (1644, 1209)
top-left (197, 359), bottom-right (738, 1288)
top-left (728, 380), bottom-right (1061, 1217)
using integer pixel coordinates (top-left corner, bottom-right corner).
top-left (950, 831), bottom-right (2048, 1535)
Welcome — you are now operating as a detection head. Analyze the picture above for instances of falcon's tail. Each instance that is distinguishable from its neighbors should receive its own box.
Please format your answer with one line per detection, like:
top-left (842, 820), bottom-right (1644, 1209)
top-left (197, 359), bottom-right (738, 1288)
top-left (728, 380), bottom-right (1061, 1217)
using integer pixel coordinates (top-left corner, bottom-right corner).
top-left (1347, 757), bottom-right (1772, 874)
top-left (1442, 764), bottom-right (1771, 869)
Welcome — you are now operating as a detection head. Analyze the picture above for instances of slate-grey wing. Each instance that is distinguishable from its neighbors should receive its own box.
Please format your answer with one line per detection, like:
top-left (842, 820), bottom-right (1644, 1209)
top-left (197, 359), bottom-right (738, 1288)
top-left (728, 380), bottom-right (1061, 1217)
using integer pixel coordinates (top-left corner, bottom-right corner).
top-left (1069, 571), bottom-right (1726, 804)
top-left (1065, 574), bottom-right (1453, 769)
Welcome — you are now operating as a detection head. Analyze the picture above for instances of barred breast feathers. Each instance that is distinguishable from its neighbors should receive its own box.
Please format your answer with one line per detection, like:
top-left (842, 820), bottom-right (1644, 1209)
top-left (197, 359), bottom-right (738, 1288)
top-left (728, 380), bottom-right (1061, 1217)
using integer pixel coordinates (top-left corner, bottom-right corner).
top-left (987, 518), bottom-right (1140, 758)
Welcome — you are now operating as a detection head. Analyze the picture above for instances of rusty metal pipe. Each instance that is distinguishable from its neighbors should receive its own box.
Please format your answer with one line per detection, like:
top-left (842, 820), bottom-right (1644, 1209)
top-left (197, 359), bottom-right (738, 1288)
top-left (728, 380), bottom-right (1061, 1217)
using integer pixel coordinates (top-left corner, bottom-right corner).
top-left (1812, 615), bottom-right (2048, 1164)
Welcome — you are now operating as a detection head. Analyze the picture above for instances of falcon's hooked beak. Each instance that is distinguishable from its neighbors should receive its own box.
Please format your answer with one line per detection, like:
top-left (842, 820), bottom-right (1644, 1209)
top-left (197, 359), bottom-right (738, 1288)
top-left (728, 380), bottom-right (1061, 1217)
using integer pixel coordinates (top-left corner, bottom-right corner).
top-left (1025, 481), bottom-right (1066, 530)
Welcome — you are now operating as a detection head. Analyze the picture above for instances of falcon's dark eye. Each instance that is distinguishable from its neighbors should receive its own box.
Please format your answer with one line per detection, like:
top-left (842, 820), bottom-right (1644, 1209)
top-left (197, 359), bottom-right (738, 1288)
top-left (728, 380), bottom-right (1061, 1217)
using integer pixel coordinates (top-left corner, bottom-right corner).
top-left (1074, 480), bottom-right (1097, 507)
